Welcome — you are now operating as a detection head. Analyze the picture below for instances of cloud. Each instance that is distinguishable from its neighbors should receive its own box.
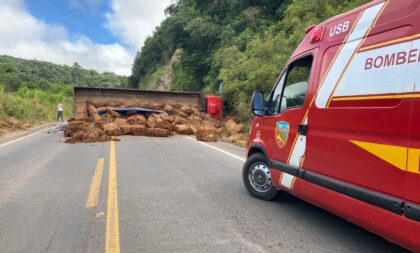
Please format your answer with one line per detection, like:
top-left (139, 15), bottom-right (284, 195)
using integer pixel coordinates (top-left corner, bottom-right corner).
top-left (0, 0), bottom-right (133, 75)
top-left (0, 0), bottom-right (174, 76)
top-left (67, 0), bottom-right (103, 12)
top-left (105, 0), bottom-right (172, 49)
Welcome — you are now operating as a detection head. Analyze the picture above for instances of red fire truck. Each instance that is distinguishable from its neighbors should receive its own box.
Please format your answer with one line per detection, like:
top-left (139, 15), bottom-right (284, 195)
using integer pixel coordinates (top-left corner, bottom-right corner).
top-left (243, 0), bottom-right (420, 251)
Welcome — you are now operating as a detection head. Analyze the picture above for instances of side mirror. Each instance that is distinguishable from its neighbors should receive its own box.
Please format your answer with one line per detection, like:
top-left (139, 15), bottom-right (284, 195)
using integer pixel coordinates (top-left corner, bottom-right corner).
top-left (251, 91), bottom-right (265, 116)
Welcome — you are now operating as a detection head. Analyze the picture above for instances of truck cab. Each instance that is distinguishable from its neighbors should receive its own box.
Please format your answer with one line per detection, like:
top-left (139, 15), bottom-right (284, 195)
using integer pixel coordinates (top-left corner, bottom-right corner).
top-left (243, 0), bottom-right (420, 251)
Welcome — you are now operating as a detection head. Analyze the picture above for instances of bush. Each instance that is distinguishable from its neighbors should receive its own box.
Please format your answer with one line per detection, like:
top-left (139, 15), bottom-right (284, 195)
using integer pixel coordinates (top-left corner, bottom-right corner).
top-left (0, 86), bottom-right (72, 124)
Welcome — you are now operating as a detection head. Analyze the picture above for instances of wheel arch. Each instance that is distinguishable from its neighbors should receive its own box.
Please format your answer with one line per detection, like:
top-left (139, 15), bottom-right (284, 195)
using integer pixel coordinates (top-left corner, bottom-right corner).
top-left (248, 143), bottom-right (269, 161)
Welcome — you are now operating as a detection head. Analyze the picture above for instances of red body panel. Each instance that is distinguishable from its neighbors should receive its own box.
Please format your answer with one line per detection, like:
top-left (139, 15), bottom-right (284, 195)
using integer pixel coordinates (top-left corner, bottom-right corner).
top-left (205, 95), bottom-right (223, 120)
top-left (246, 0), bottom-right (420, 251)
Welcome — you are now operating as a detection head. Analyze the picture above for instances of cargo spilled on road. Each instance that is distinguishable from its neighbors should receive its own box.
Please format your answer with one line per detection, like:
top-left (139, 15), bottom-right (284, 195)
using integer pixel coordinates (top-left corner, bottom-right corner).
top-left (64, 87), bottom-right (246, 144)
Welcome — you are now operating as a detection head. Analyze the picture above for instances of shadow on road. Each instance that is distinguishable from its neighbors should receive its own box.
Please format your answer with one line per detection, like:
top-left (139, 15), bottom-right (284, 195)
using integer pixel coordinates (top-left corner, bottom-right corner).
top-left (272, 192), bottom-right (408, 252)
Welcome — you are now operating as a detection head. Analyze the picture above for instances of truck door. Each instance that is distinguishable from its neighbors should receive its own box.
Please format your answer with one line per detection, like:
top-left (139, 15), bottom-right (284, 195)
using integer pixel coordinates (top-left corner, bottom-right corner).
top-left (307, 28), bottom-right (415, 202)
top-left (405, 56), bottom-right (420, 222)
top-left (262, 53), bottom-right (316, 189)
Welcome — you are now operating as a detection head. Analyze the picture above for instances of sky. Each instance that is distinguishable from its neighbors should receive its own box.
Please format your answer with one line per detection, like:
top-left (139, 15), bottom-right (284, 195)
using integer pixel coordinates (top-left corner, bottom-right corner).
top-left (0, 0), bottom-right (173, 76)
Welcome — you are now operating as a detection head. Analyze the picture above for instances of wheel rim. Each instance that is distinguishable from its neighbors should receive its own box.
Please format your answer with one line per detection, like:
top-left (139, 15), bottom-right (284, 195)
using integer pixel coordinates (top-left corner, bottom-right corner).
top-left (248, 163), bottom-right (272, 193)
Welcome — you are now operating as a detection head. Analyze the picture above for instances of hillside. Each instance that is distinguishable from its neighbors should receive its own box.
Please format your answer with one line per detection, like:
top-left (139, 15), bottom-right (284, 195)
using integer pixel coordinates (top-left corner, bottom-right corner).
top-left (130, 0), bottom-right (370, 121)
top-left (0, 55), bottom-right (127, 129)
top-left (0, 55), bottom-right (128, 92)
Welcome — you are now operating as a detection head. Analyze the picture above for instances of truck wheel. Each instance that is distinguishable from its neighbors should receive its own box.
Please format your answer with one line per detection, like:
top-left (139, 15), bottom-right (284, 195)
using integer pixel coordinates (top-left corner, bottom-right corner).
top-left (243, 153), bottom-right (279, 201)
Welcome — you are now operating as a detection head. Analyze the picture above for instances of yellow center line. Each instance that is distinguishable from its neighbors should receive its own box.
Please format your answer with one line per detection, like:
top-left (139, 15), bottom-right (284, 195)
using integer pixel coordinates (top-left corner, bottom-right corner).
top-left (86, 158), bottom-right (105, 208)
top-left (105, 141), bottom-right (120, 253)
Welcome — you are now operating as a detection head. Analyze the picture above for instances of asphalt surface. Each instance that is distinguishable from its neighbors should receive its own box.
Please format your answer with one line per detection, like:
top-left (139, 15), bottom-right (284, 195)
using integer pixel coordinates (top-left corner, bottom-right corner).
top-left (0, 127), bottom-right (409, 253)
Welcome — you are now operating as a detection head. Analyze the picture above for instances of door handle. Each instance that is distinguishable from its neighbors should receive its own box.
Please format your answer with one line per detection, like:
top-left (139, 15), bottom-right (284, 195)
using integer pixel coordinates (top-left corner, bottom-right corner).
top-left (298, 124), bottom-right (307, 136)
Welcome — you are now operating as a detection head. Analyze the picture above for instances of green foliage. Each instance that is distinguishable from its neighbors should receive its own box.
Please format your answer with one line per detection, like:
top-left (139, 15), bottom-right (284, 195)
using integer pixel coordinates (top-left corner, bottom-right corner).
top-left (141, 66), bottom-right (165, 90)
top-left (130, 0), bottom-right (370, 121)
top-left (0, 55), bottom-right (129, 125)
top-left (0, 55), bottom-right (128, 92)
top-left (0, 91), bottom-right (72, 124)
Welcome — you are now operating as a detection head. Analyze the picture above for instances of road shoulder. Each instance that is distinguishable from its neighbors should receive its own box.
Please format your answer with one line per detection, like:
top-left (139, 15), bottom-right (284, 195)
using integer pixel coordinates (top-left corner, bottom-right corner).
top-left (0, 122), bottom-right (59, 146)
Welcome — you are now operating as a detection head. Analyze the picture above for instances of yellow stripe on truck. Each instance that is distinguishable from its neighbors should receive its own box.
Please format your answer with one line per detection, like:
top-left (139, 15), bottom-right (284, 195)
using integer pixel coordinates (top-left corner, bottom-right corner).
top-left (350, 140), bottom-right (420, 174)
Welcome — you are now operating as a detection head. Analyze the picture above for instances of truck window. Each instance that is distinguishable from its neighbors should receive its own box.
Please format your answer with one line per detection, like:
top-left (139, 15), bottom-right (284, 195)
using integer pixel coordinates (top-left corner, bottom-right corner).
top-left (267, 55), bottom-right (313, 114)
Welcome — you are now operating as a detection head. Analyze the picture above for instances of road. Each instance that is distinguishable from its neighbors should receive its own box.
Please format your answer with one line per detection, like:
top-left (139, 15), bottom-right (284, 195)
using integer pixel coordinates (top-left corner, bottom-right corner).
top-left (0, 127), bottom-right (408, 253)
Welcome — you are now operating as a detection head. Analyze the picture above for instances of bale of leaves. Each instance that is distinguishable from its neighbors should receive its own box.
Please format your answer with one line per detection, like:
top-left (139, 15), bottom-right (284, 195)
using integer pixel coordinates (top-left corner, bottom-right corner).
top-left (196, 123), bottom-right (219, 142)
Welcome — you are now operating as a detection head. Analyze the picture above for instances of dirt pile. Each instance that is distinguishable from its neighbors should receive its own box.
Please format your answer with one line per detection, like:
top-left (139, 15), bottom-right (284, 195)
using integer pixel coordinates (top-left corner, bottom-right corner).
top-left (65, 100), bottom-right (245, 144)
top-left (0, 117), bottom-right (21, 130)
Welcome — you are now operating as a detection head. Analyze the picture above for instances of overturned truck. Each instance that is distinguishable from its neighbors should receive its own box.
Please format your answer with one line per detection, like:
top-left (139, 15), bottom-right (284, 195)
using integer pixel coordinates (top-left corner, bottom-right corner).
top-left (65, 87), bottom-right (244, 144)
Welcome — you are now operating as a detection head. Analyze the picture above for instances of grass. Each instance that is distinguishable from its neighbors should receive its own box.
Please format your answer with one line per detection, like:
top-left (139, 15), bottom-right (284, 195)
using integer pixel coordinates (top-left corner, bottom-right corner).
top-left (0, 86), bottom-right (72, 125)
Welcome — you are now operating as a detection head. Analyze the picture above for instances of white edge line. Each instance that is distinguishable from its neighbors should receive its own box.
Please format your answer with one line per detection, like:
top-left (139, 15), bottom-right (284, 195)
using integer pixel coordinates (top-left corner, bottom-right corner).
top-left (185, 136), bottom-right (246, 162)
top-left (0, 124), bottom-right (63, 148)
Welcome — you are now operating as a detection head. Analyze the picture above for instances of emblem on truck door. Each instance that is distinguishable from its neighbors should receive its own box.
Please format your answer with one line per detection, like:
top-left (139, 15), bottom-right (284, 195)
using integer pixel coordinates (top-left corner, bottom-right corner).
top-left (275, 122), bottom-right (289, 148)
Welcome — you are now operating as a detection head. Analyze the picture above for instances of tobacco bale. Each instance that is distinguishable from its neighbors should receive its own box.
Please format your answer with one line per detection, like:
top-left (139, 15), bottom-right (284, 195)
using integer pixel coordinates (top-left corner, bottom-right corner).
top-left (66, 121), bottom-right (92, 136)
top-left (173, 116), bottom-right (188, 125)
top-left (65, 126), bottom-right (111, 144)
top-left (103, 123), bottom-right (122, 136)
top-left (163, 104), bottom-right (174, 114)
top-left (146, 113), bottom-right (161, 127)
top-left (67, 120), bottom-right (92, 130)
top-left (111, 136), bottom-right (121, 142)
top-left (120, 125), bottom-right (146, 135)
top-left (127, 114), bottom-right (146, 125)
top-left (196, 131), bottom-right (219, 142)
top-left (64, 129), bottom-right (71, 137)
top-left (114, 118), bottom-right (128, 127)
top-left (75, 103), bottom-right (88, 118)
top-left (154, 120), bottom-right (173, 131)
top-left (228, 133), bottom-right (245, 143)
top-left (96, 107), bottom-right (107, 113)
top-left (142, 128), bottom-right (170, 137)
top-left (192, 107), bottom-right (201, 116)
top-left (106, 106), bottom-right (117, 111)
top-left (88, 104), bottom-right (102, 122)
top-left (120, 125), bottom-right (131, 135)
top-left (146, 114), bottom-right (171, 130)
top-left (196, 123), bottom-right (219, 142)
top-left (224, 118), bottom-right (245, 135)
top-left (200, 114), bottom-right (224, 128)
top-left (130, 125), bottom-right (147, 135)
top-left (109, 110), bottom-right (121, 118)
top-left (180, 105), bottom-right (194, 116)
top-left (162, 115), bottom-right (175, 123)
top-left (95, 121), bottom-right (105, 130)
top-left (173, 124), bottom-right (194, 135)
top-left (8, 116), bottom-right (20, 128)
top-left (174, 110), bottom-right (189, 118)
top-left (172, 103), bottom-right (183, 109)
top-left (102, 113), bottom-right (114, 123)
top-left (189, 116), bottom-right (203, 127)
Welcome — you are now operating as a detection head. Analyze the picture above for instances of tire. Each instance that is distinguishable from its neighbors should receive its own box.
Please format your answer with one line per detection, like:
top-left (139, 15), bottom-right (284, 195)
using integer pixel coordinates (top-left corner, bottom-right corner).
top-left (242, 153), bottom-right (280, 201)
